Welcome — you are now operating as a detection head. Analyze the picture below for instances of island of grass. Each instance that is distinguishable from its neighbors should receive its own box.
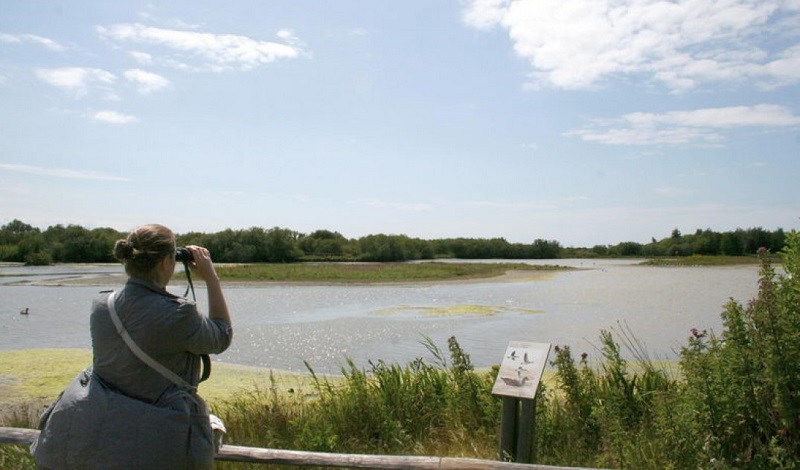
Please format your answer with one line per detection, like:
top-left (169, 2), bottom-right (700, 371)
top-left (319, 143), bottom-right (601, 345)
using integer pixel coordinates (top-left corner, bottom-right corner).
top-left (187, 261), bottom-right (574, 284)
top-left (639, 254), bottom-right (773, 266)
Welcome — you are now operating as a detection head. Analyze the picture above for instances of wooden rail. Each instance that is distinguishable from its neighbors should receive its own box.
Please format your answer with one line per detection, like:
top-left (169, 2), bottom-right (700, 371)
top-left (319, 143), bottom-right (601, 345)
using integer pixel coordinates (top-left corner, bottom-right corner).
top-left (1, 427), bottom-right (597, 470)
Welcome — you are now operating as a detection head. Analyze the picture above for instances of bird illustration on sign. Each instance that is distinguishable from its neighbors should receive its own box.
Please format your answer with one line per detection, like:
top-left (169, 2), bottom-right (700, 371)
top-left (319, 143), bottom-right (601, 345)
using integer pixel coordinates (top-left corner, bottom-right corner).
top-left (492, 342), bottom-right (551, 399)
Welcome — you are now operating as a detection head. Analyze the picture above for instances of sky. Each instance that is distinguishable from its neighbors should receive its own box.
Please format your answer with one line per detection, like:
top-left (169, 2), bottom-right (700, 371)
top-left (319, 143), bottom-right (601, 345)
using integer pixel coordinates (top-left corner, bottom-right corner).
top-left (1, 1), bottom-right (799, 248)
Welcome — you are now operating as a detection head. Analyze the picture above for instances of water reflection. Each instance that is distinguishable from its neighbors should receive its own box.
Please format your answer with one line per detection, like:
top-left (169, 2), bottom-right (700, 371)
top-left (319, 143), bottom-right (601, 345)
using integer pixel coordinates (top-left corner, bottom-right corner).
top-left (0, 261), bottom-right (760, 374)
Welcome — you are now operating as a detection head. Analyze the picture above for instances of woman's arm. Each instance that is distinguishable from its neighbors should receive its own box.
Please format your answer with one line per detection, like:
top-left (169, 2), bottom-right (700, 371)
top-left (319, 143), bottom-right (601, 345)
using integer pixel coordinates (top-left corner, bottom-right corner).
top-left (186, 245), bottom-right (231, 327)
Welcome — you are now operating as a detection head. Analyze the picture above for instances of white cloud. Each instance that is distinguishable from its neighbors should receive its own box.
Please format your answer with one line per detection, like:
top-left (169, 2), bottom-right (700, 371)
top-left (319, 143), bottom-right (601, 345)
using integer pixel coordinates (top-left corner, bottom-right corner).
top-left (35, 67), bottom-right (116, 98)
top-left (124, 68), bottom-right (169, 94)
top-left (757, 44), bottom-right (800, 89)
top-left (92, 110), bottom-right (139, 124)
top-left (0, 163), bottom-right (130, 181)
top-left (129, 51), bottom-right (153, 65)
top-left (568, 126), bottom-right (723, 146)
top-left (462, 0), bottom-right (508, 30)
top-left (96, 23), bottom-right (303, 72)
top-left (626, 105), bottom-right (800, 128)
top-left (566, 104), bottom-right (800, 145)
top-left (462, 0), bottom-right (800, 90)
top-left (0, 33), bottom-right (66, 51)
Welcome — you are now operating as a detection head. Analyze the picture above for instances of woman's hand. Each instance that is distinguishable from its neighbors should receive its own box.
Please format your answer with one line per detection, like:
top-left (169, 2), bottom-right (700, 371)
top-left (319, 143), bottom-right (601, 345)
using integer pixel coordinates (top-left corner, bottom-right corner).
top-left (185, 245), bottom-right (231, 326)
top-left (185, 245), bottom-right (218, 282)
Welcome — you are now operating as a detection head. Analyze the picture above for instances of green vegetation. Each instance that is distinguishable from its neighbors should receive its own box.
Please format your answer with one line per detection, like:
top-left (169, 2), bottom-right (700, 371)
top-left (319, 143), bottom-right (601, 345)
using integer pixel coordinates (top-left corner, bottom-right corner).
top-left (0, 350), bottom-right (308, 422)
top-left (641, 254), bottom-right (766, 266)
top-left (0, 218), bottom-right (787, 265)
top-left (209, 261), bottom-right (561, 283)
top-left (0, 219), bottom-right (564, 265)
top-left (2, 230), bottom-right (799, 469)
top-left (607, 227), bottom-right (787, 259)
top-left (540, 232), bottom-right (800, 468)
top-left (214, 338), bottom-right (499, 465)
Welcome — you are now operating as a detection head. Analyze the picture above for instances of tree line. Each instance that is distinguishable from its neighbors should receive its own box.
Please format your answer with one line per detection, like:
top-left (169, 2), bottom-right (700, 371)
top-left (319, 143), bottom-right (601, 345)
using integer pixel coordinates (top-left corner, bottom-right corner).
top-left (0, 219), bottom-right (788, 265)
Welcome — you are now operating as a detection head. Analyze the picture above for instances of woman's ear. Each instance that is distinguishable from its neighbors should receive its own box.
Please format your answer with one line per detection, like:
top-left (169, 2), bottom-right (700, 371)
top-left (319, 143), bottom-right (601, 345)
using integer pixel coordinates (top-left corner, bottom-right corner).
top-left (160, 254), bottom-right (172, 268)
top-left (155, 254), bottom-right (175, 287)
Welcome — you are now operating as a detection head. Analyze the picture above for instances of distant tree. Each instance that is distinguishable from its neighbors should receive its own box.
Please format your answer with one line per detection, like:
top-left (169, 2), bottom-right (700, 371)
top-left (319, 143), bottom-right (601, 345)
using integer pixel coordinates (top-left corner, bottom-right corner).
top-left (0, 219), bottom-right (39, 244)
top-left (263, 227), bottom-right (303, 262)
top-left (40, 224), bottom-right (120, 262)
top-left (530, 239), bottom-right (562, 259)
top-left (770, 229), bottom-right (786, 253)
top-left (612, 241), bottom-right (643, 257)
top-left (743, 227), bottom-right (772, 255)
top-left (299, 230), bottom-right (348, 258)
top-left (18, 231), bottom-right (47, 264)
top-left (240, 227), bottom-right (269, 261)
top-left (692, 229), bottom-right (721, 255)
top-left (721, 230), bottom-right (745, 256)
top-left (0, 220), bottom-right (41, 261)
top-left (2, 219), bottom-right (794, 263)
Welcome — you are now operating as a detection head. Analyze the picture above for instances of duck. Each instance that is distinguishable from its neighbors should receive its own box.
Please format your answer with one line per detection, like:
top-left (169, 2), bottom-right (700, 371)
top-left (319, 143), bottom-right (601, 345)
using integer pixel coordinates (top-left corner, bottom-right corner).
top-left (500, 375), bottom-right (530, 387)
top-left (20, 307), bottom-right (29, 315)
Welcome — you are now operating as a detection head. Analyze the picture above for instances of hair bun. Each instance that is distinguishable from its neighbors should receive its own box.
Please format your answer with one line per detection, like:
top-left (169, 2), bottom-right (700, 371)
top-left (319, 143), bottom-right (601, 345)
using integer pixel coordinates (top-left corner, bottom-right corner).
top-left (113, 239), bottom-right (135, 261)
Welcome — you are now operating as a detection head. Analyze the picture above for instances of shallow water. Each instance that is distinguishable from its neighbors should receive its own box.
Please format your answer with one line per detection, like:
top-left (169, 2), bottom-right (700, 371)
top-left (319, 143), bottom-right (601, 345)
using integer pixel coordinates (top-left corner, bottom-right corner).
top-left (0, 260), bottom-right (761, 373)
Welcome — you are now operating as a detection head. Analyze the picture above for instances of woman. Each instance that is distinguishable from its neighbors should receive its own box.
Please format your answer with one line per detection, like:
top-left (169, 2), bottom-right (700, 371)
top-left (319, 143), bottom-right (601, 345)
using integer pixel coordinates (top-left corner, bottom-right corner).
top-left (33, 224), bottom-right (233, 469)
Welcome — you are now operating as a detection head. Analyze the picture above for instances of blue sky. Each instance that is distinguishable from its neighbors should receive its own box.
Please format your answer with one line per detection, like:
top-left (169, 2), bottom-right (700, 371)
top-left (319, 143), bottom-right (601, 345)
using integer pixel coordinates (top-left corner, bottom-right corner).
top-left (1, 1), bottom-right (798, 247)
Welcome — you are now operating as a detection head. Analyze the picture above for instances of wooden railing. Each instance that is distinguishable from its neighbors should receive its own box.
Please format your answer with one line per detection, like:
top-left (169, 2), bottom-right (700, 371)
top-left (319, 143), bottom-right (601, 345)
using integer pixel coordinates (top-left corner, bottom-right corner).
top-left (1, 427), bottom-right (596, 470)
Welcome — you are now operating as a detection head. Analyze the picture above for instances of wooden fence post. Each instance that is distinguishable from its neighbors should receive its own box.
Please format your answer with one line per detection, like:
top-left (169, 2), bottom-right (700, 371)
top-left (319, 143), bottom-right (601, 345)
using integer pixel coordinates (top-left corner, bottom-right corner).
top-left (499, 397), bottom-right (519, 460)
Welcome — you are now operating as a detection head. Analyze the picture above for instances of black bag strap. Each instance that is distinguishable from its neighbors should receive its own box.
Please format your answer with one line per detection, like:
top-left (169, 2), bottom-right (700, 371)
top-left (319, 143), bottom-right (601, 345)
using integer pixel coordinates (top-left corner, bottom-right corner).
top-left (200, 354), bottom-right (211, 383)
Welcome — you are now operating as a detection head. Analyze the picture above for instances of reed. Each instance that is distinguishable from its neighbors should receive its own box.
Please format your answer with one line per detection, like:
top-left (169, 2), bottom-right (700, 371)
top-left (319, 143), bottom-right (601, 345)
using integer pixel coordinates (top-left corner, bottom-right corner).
top-left (213, 337), bottom-right (501, 469)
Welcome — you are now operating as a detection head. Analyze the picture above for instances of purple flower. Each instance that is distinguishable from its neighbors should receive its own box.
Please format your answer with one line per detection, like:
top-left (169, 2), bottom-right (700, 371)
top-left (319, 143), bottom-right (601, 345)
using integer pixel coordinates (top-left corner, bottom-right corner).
top-left (757, 247), bottom-right (768, 255)
top-left (690, 328), bottom-right (707, 339)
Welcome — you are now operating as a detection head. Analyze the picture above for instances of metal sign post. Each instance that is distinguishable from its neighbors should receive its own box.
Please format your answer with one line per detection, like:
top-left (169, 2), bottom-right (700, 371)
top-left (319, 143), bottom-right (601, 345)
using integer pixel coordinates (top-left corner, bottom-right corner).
top-left (492, 341), bottom-right (551, 464)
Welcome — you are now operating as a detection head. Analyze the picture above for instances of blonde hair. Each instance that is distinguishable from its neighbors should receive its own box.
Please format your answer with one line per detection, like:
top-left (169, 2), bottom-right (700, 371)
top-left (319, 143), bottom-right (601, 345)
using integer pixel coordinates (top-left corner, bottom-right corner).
top-left (113, 224), bottom-right (175, 279)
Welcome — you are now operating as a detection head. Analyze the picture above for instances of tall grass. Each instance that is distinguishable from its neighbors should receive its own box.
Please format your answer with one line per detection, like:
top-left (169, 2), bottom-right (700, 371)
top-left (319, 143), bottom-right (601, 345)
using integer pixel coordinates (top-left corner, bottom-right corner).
top-left (3, 231), bottom-right (799, 469)
top-left (214, 337), bottom-right (501, 469)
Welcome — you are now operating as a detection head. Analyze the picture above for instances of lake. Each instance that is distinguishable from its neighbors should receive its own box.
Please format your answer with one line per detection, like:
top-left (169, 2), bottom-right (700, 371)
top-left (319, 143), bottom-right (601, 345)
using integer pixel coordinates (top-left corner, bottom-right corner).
top-left (0, 260), bottom-right (761, 374)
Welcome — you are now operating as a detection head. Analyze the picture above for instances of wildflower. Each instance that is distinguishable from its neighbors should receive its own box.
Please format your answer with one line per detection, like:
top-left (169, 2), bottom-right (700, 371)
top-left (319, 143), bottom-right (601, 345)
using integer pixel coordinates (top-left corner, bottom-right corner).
top-left (757, 246), bottom-right (768, 255)
top-left (690, 328), bottom-right (707, 339)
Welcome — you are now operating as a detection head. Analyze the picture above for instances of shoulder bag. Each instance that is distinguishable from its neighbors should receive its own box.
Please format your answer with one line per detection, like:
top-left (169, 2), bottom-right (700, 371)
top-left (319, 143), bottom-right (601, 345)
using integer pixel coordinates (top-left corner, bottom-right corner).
top-left (31, 292), bottom-right (224, 470)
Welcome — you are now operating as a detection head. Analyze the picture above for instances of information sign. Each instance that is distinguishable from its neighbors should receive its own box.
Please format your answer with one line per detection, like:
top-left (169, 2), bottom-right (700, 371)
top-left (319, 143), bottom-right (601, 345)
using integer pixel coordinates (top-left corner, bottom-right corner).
top-left (491, 341), bottom-right (551, 399)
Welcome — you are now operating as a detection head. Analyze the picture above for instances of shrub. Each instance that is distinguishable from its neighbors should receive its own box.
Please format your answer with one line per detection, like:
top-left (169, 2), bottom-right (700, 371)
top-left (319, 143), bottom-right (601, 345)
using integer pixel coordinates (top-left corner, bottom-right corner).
top-left (680, 231), bottom-right (800, 468)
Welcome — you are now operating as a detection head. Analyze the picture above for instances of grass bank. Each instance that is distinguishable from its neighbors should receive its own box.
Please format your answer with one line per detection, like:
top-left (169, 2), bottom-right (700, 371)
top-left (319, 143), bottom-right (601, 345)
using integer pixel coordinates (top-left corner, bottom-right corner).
top-left (640, 254), bottom-right (771, 266)
top-left (0, 349), bottom-right (317, 425)
top-left (207, 261), bottom-right (568, 283)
